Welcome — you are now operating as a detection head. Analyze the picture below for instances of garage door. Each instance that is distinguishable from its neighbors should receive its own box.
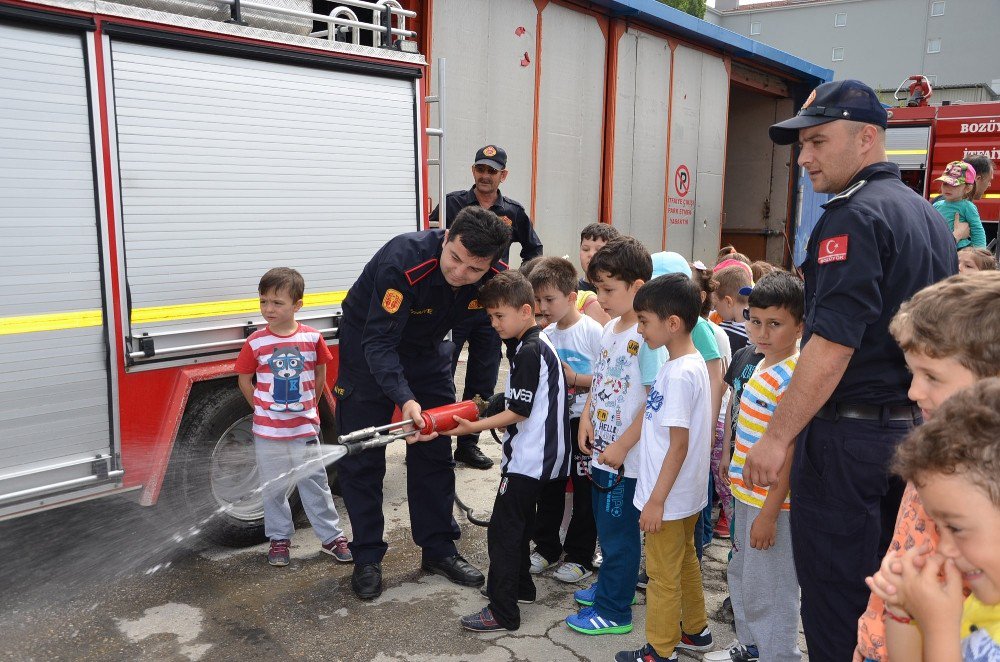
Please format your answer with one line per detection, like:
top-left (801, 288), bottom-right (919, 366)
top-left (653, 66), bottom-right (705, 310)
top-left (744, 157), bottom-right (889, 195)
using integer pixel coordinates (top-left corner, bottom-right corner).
top-left (0, 21), bottom-right (118, 515)
top-left (107, 38), bottom-right (421, 362)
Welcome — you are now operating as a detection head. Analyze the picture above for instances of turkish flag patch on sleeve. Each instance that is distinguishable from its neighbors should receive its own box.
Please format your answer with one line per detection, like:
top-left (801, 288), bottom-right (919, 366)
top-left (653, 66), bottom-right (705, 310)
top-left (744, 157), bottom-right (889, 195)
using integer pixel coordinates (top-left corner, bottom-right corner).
top-left (817, 235), bottom-right (849, 264)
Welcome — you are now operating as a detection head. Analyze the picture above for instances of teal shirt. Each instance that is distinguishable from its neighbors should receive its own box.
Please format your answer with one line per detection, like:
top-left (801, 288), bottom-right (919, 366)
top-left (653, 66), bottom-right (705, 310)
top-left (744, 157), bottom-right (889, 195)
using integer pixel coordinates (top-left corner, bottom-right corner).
top-left (693, 317), bottom-right (721, 362)
top-left (933, 198), bottom-right (987, 249)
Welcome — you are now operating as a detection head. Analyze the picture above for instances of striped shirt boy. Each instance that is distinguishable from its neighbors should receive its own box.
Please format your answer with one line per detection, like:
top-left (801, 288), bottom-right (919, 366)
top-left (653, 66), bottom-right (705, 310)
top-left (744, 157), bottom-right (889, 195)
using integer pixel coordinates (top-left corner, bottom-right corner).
top-left (234, 323), bottom-right (332, 440)
top-left (728, 354), bottom-right (798, 508)
top-left (501, 326), bottom-right (572, 480)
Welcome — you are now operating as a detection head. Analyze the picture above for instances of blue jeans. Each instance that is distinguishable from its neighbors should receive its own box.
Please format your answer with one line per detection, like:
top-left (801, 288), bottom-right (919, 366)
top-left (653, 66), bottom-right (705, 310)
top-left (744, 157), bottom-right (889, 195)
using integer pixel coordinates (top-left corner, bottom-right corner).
top-left (591, 467), bottom-right (640, 623)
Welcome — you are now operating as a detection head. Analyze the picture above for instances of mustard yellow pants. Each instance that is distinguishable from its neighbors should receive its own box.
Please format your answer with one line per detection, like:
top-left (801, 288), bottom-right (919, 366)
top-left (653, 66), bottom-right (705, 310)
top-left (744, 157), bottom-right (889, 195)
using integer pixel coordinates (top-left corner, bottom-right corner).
top-left (645, 512), bottom-right (708, 657)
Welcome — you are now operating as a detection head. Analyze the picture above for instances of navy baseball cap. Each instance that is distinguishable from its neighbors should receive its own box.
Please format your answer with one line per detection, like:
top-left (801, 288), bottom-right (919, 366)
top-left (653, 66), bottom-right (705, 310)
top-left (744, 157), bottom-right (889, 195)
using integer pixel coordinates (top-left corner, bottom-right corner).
top-left (474, 144), bottom-right (507, 170)
top-left (769, 80), bottom-right (888, 145)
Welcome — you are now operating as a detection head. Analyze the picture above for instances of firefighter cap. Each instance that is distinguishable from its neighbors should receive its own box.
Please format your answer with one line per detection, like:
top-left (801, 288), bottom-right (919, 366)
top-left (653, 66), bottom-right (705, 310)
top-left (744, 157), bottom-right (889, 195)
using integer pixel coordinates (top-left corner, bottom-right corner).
top-left (769, 79), bottom-right (888, 145)
top-left (474, 145), bottom-right (507, 171)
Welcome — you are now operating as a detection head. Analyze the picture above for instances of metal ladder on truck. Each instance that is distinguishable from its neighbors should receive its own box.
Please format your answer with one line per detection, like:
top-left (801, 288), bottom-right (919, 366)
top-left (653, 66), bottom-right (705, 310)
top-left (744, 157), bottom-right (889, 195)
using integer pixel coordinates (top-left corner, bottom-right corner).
top-left (426, 58), bottom-right (447, 229)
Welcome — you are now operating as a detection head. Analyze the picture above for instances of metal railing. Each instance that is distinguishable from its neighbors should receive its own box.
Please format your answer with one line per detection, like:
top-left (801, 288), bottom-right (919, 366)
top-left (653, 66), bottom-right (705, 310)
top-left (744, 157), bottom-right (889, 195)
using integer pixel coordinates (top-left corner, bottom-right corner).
top-left (212, 0), bottom-right (417, 47)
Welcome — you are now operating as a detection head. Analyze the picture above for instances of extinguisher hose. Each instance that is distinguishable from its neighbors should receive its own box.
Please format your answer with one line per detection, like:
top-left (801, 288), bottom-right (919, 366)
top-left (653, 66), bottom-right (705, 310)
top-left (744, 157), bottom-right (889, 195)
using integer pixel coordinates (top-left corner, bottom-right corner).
top-left (454, 493), bottom-right (491, 526)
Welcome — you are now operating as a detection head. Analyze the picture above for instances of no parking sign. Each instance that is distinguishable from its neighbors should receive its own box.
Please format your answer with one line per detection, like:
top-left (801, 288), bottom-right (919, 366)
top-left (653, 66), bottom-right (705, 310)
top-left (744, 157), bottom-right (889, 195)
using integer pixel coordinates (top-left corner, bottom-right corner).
top-left (674, 164), bottom-right (691, 197)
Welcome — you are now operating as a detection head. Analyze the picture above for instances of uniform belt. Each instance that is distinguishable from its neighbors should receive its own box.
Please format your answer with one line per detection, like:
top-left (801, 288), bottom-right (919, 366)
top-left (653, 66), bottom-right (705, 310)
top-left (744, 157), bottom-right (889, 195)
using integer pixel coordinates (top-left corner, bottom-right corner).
top-left (816, 402), bottom-right (920, 422)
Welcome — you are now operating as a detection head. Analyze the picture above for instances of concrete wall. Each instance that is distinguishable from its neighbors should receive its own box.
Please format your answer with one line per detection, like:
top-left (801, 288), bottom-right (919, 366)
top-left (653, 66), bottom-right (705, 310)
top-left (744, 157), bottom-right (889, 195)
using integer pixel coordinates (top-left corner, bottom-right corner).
top-left (718, 0), bottom-right (1000, 91)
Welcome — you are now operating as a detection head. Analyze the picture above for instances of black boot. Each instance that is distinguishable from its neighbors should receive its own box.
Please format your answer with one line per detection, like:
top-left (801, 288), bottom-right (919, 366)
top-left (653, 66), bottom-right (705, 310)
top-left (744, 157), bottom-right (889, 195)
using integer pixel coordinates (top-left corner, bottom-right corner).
top-left (351, 562), bottom-right (383, 600)
top-left (454, 444), bottom-right (493, 470)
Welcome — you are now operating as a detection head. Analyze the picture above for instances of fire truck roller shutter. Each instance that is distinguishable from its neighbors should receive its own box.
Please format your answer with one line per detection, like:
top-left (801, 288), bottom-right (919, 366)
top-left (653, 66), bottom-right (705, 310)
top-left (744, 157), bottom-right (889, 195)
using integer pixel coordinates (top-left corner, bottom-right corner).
top-left (0, 22), bottom-right (119, 517)
top-left (106, 38), bottom-right (420, 359)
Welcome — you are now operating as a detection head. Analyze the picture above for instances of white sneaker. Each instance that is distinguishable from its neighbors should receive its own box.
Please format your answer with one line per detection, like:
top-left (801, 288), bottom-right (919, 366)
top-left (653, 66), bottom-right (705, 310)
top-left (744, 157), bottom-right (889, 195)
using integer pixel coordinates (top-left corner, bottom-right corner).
top-left (703, 642), bottom-right (739, 661)
top-left (529, 551), bottom-right (552, 574)
top-left (553, 562), bottom-right (593, 583)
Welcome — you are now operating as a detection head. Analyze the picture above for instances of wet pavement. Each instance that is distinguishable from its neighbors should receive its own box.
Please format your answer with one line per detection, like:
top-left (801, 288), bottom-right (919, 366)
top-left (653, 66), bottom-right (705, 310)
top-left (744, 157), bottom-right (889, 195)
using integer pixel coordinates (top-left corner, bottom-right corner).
top-left (0, 357), bottom-right (803, 661)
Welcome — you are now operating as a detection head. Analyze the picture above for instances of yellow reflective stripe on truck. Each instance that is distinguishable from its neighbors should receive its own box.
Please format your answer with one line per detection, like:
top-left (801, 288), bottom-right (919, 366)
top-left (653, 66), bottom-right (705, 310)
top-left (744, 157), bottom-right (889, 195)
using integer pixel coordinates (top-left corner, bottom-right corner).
top-left (885, 149), bottom-right (928, 155)
top-left (0, 291), bottom-right (348, 336)
top-left (0, 310), bottom-right (104, 336)
top-left (129, 290), bottom-right (348, 324)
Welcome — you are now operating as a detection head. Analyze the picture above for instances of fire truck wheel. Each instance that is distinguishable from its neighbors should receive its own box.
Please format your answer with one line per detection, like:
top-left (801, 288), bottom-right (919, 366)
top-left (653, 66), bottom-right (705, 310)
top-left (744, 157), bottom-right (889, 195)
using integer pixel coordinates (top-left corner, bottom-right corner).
top-left (166, 384), bottom-right (300, 547)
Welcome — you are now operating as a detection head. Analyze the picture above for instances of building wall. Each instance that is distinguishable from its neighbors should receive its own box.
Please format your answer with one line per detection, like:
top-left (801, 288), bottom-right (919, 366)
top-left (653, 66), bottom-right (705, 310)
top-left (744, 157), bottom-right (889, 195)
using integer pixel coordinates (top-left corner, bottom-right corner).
top-left (717, 0), bottom-right (1000, 91)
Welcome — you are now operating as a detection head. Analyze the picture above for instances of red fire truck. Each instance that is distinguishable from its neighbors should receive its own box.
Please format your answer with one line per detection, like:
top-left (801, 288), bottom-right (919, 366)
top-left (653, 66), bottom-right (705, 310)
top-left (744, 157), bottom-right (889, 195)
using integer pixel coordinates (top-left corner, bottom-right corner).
top-left (0, 0), bottom-right (831, 544)
top-left (886, 99), bottom-right (1000, 248)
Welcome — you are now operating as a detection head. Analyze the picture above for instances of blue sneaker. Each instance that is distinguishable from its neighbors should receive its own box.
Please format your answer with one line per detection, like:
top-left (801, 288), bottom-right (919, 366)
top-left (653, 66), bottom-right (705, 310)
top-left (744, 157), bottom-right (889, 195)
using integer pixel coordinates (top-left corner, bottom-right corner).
top-left (675, 626), bottom-right (713, 652)
top-left (574, 583), bottom-right (597, 606)
top-left (615, 643), bottom-right (677, 662)
top-left (460, 606), bottom-right (506, 632)
top-left (565, 606), bottom-right (632, 635)
top-left (574, 583), bottom-right (637, 607)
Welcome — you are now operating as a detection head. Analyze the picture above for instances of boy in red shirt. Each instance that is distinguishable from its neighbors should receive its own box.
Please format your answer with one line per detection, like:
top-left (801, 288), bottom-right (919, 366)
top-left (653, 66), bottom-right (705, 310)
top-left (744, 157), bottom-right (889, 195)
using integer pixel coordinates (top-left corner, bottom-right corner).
top-left (235, 267), bottom-right (351, 567)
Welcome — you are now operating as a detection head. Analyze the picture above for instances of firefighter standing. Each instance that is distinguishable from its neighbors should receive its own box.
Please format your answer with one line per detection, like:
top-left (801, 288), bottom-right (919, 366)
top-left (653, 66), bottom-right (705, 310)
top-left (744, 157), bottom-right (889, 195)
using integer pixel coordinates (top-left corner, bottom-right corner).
top-left (429, 145), bottom-right (543, 470)
top-left (334, 207), bottom-right (511, 600)
top-left (742, 80), bottom-right (957, 661)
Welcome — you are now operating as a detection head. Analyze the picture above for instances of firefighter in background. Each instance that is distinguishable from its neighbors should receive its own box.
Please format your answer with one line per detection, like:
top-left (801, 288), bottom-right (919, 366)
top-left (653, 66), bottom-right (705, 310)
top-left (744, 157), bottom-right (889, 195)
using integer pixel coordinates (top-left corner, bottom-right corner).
top-left (429, 145), bottom-right (543, 470)
top-left (333, 207), bottom-right (511, 600)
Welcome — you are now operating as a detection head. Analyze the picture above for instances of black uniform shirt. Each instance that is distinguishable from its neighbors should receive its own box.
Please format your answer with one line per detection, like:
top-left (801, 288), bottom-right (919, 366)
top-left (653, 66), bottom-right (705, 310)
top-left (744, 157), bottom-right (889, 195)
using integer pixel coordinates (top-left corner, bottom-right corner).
top-left (339, 229), bottom-right (506, 407)
top-left (801, 162), bottom-right (958, 405)
top-left (429, 187), bottom-right (543, 263)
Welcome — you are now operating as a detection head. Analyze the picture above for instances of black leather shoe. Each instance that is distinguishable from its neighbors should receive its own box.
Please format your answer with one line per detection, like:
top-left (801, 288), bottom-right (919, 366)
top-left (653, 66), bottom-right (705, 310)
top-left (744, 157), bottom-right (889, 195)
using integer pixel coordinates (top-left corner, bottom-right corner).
top-left (454, 445), bottom-right (494, 470)
top-left (351, 562), bottom-right (383, 600)
top-left (422, 555), bottom-right (485, 587)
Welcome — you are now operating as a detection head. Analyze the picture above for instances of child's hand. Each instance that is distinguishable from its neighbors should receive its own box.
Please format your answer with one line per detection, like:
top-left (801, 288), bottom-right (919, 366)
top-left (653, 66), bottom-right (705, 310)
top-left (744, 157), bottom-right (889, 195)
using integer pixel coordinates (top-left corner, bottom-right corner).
top-left (865, 544), bottom-right (929, 609)
top-left (749, 512), bottom-right (777, 550)
top-left (450, 416), bottom-right (479, 438)
top-left (578, 417), bottom-right (595, 455)
top-left (895, 550), bottom-right (964, 631)
top-left (597, 442), bottom-right (626, 469)
top-left (639, 502), bottom-right (664, 533)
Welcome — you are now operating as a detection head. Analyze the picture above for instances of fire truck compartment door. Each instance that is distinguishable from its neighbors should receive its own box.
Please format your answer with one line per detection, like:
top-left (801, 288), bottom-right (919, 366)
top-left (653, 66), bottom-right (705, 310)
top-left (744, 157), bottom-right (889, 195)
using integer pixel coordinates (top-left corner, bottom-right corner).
top-left (886, 126), bottom-right (931, 169)
top-left (106, 39), bottom-right (420, 362)
top-left (0, 22), bottom-right (120, 517)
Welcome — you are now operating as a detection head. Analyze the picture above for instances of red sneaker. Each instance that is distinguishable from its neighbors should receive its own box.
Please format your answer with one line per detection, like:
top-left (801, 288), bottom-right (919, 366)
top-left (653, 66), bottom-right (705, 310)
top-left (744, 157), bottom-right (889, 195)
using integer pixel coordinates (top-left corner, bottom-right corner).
top-left (268, 539), bottom-right (291, 566)
top-left (713, 512), bottom-right (730, 540)
top-left (321, 536), bottom-right (353, 563)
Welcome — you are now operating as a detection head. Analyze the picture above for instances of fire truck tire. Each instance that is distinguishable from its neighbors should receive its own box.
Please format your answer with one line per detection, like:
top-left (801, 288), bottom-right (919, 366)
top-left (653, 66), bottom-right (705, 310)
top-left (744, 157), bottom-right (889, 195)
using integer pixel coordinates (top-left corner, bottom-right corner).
top-left (166, 383), bottom-right (300, 547)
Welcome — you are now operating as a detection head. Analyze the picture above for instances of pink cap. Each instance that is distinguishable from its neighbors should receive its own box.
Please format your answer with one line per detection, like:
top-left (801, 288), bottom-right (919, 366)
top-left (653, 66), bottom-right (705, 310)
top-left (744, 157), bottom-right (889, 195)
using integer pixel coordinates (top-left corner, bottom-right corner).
top-left (713, 258), bottom-right (753, 280)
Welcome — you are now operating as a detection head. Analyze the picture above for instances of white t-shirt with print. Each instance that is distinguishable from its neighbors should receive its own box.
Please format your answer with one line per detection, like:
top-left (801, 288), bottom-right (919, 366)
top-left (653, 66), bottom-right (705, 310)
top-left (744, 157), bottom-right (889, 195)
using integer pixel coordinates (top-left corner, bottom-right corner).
top-left (589, 318), bottom-right (667, 479)
top-left (634, 352), bottom-right (713, 520)
top-left (544, 316), bottom-right (603, 419)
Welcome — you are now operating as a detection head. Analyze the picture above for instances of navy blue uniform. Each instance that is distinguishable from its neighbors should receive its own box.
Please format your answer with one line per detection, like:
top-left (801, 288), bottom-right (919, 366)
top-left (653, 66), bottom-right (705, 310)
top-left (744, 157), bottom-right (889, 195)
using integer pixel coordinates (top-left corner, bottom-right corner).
top-left (429, 189), bottom-right (543, 451)
top-left (334, 229), bottom-right (505, 565)
top-left (789, 163), bottom-right (957, 661)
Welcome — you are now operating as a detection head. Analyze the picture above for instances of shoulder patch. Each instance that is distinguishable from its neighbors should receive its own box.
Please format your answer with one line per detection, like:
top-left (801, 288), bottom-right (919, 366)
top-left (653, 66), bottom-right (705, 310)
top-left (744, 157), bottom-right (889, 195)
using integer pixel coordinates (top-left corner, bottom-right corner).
top-left (823, 179), bottom-right (868, 207)
top-left (382, 289), bottom-right (404, 313)
top-left (817, 234), bottom-right (849, 265)
top-left (405, 258), bottom-right (439, 286)
top-left (468, 299), bottom-right (483, 310)
top-left (499, 215), bottom-right (513, 227)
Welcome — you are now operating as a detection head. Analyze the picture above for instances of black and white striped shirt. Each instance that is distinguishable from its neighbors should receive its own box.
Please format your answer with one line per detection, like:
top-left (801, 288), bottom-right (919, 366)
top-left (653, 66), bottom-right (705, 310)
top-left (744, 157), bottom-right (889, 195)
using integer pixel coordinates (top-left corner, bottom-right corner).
top-left (501, 326), bottom-right (571, 481)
